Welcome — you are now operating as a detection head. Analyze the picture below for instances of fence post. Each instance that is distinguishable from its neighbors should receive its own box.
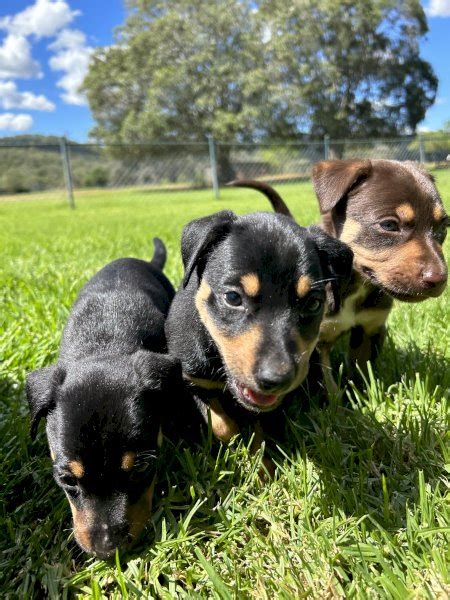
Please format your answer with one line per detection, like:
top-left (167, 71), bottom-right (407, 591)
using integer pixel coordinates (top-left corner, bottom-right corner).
top-left (206, 134), bottom-right (220, 199)
top-left (418, 133), bottom-right (426, 164)
top-left (60, 136), bottom-right (75, 209)
top-left (323, 134), bottom-right (330, 160)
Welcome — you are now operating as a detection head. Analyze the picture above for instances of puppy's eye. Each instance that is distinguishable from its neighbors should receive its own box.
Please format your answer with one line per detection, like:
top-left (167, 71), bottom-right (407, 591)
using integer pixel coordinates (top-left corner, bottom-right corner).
top-left (129, 461), bottom-right (154, 482)
top-left (433, 227), bottom-right (447, 245)
top-left (379, 219), bottom-right (400, 232)
top-left (302, 297), bottom-right (324, 315)
top-left (59, 473), bottom-right (78, 489)
top-left (224, 291), bottom-right (242, 307)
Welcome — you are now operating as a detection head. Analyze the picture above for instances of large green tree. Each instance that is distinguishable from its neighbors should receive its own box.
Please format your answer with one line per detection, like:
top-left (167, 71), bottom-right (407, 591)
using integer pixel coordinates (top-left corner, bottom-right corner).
top-left (84, 0), bottom-right (437, 178)
top-left (262, 0), bottom-right (437, 141)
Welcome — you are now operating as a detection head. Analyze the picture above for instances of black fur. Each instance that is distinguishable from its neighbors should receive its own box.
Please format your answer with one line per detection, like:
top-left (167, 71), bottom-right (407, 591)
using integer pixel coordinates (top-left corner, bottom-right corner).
top-left (166, 211), bottom-right (353, 427)
top-left (26, 238), bottom-right (181, 558)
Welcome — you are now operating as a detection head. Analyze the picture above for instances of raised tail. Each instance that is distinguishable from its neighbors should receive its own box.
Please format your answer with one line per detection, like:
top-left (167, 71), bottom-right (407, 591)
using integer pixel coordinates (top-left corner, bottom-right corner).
top-left (150, 237), bottom-right (167, 270)
top-left (226, 179), bottom-right (293, 218)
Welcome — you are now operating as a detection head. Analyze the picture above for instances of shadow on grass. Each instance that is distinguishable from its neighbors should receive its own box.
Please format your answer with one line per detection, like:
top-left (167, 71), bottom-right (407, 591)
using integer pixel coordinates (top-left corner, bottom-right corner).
top-left (3, 340), bottom-right (447, 595)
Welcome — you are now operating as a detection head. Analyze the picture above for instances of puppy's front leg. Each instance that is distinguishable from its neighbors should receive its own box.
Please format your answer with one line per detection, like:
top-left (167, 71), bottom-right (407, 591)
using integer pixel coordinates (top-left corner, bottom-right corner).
top-left (318, 343), bottom-right (339, 395)
top-left (250, 420), bottom-right (276, 479)
top-left (348, 324), bottom-right (386, 378)
top-left (207, 398), bottom-right (240, 443)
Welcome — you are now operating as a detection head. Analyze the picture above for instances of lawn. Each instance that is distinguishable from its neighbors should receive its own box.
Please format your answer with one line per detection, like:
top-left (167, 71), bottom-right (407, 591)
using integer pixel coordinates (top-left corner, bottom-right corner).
top-left (1, 174), bottom-right (449, 598)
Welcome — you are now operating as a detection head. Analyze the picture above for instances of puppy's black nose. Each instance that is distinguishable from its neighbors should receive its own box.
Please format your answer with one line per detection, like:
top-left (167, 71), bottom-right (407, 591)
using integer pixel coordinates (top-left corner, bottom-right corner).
top-left (255, 366), bottom-right (296, 393)
top-left (92, 522), bottom-right (129, 558)
top-left (422, 268), bottom-right (447, 287)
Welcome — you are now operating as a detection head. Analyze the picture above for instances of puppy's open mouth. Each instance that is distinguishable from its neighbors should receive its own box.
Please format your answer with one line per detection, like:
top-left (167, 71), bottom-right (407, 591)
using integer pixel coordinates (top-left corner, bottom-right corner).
top-left (230, 380), bottom-right (283, 412)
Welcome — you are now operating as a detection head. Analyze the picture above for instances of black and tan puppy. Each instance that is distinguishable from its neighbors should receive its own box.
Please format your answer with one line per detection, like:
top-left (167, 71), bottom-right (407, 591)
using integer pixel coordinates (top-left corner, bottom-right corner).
top-left (165, 210), bottom-right (353, 444)
top-left (230, 160), bottom-right (448, 387)
top-left (26, 239), bottom-right (180, 559)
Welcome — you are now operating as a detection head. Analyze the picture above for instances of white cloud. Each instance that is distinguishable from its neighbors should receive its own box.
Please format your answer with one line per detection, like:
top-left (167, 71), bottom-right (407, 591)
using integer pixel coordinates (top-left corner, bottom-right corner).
top-left (426, 0), bottom-right (450, 17)
top-left (0, 0), bottom-right (79, 39)
top-left (435, 96), bottom-right (448, 105)
top-left (0, 81), bottom-right (54, 111)
top-left (0, 34), bottom-right (41, 79)
top-left (0, 113), bottom-right (33, 131)
top-left (49, 29), bottom-right (93, 105)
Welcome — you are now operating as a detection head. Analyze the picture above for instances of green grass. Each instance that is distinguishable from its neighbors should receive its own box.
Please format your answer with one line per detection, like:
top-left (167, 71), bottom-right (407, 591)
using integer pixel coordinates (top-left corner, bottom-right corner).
top-left (1, 175), bottom-right (449, 599)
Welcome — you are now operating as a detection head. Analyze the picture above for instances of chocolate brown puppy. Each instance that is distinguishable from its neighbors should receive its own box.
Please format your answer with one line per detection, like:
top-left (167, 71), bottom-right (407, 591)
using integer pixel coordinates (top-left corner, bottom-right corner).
top-left (165, 210), bottom-right (353, 445)
top-left (230, 160), bottom-right (448, 387)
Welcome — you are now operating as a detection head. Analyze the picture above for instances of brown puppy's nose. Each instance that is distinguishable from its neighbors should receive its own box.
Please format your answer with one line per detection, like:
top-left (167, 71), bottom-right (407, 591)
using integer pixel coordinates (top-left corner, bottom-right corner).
top-left (422, 268), bottom-right (447, 287)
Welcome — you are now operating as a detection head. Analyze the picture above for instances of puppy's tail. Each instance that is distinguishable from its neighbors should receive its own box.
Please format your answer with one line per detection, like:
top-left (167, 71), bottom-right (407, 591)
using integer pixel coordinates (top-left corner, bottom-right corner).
top-left (150, 237), bottom-right (167, 270)
top-left (226, 179), bottom-right (293, 219)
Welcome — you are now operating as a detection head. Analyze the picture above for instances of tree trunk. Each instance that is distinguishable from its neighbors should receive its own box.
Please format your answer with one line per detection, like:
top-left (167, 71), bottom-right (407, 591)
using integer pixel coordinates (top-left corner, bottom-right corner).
top-left (215, 144), bottom-right (236, 184)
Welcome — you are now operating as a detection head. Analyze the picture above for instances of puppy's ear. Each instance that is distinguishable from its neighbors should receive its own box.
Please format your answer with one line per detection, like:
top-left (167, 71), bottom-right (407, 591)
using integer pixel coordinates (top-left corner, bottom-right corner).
top-left (308, 225), bottom-right (354, 314)
top-left (26, 365), bottom-right (65, 439)
top-left (312, 160), bottom-right (372, 214)
top-left (181, 210), bottom-right (237, 287)
top-left (133, 350), bottom-right (181, 391)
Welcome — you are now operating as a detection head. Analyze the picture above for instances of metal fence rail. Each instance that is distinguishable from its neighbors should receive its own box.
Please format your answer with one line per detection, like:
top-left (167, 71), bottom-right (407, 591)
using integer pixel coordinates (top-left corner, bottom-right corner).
top-left (0, 134), bottom-right (449, 207)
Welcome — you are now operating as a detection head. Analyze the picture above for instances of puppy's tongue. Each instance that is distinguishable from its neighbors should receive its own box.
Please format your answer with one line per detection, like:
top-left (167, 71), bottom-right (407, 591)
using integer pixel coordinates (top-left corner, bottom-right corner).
top-left (240, 385), bottom-right (279, 407)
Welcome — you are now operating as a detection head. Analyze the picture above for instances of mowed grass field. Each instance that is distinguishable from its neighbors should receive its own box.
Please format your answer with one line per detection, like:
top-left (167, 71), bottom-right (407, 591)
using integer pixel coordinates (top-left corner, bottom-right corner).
top-left (1, 174), bottom-right (449, 599)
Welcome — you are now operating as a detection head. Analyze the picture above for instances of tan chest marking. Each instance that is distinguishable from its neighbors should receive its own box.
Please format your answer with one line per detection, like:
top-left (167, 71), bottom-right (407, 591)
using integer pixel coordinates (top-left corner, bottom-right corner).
top-left (320, 285), bottom-right (390, 343)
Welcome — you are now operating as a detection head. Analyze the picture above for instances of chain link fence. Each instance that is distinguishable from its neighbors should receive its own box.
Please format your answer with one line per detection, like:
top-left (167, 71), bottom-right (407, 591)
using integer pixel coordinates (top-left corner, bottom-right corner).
top-left (1, 134), bottom-right (449, 205)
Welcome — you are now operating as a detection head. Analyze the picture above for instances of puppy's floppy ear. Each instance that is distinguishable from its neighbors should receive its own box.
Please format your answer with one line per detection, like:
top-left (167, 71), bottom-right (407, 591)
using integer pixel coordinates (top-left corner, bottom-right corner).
top-left (181, 210), bottom-right (237, 287)
top-left (133, 350), bottom-right (181, 391)
top-left (26, 364), bottom-right (65, 439)
top-left (308, 225), bottom-right (354, 314)
top-left (312, 160), bottom-right (372, 214)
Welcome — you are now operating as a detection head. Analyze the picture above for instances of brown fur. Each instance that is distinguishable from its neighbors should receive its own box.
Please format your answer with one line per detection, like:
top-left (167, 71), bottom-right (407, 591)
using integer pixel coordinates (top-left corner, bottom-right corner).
top-left (433, 204), bottom-right (444, 221)
top-left (183, 373), bottom-right (225, 390)
top-left (69, 502), bottom-right (94, 551)
top-left (396, 203), bottom-right (415, 222)
top-left (208, 398), bottom-right (240, 442)
top-left (340, 218), bottom-right (362, 245)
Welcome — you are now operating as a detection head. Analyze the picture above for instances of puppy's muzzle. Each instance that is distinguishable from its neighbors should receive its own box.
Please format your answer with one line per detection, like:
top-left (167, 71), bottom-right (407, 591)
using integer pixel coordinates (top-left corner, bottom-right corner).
top-left (255, 364), bottom-right (297, 394)
top-left (84, 521), bottom-right (130, 559)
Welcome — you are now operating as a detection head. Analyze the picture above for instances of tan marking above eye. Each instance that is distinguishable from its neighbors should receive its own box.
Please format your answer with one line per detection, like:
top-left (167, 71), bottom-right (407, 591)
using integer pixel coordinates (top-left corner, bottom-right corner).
top-left (396, 203), bottom-right (415, 222)
top-left (68, 460), bottom-right (84, 479)
top-left (240, 273), bottom-right (260, 297)
top-left (121, 451), bottom-right (136, 471)
top-left (296, 275), bottom-right (311, 298)
top-left (433, 204), bottom-right (444, 222)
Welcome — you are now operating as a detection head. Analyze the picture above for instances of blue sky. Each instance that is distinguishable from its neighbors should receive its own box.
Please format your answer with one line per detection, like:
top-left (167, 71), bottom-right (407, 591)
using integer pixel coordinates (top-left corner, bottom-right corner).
top-left (0, 0), bottom-right (448, 141)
